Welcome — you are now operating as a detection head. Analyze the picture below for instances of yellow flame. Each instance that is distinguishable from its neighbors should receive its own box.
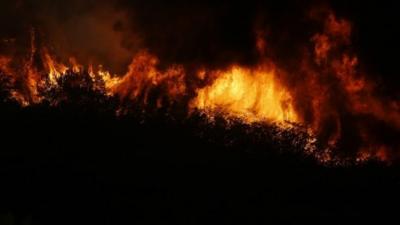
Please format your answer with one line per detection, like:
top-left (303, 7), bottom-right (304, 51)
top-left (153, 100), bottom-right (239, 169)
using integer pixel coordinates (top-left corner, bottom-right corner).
top-left (97, 66), bottom-right (122, 93)
top-left (43, 53), bottom-right (68, 85)
top-left (192, 65), bottom-right (298, 123)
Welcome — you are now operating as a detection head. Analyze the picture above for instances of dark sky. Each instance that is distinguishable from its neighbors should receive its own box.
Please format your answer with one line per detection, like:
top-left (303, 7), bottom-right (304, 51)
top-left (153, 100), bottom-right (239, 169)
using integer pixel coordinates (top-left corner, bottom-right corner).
top-left (0, 0), bottom-right (399, 84)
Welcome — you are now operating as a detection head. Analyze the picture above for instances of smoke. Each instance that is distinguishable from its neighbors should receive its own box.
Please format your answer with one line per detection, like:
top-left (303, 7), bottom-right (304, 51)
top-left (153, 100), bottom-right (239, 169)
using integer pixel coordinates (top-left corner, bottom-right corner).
top-left (1, 0), bottom-right (277, 71)
top-left (1, 0), bottom-right (399, 74)
top-left (1, 0), bottom-right (400, 163)
top-left (0, 0), bottom-right (140, 73)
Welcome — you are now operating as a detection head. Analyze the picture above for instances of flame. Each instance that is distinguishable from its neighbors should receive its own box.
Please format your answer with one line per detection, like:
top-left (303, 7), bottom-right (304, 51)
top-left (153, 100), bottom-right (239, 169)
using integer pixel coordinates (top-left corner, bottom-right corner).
top-left (43, 51), bottom-right (69, 85)
top-left (0, 9), bottom-right (399, 164)
top-left (112, 51), bottom-right (186, 107)
top-left (22, 29), bottom-right (42, 104)
top-left (298, 11), bottom-right (400, 162)
top-left (191, 65), bottom-right (298, 124)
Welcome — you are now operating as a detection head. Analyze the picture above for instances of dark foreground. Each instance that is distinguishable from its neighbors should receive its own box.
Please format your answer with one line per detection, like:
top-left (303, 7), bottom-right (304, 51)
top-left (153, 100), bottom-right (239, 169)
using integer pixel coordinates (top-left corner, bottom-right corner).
top-left (0, 100), bottom-right (398, 225)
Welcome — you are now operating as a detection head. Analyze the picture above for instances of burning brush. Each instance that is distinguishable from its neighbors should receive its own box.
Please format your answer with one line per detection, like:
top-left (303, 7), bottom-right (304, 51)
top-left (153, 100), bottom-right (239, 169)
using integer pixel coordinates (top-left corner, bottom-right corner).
top-left (0, 6), bottom-right (399, 165)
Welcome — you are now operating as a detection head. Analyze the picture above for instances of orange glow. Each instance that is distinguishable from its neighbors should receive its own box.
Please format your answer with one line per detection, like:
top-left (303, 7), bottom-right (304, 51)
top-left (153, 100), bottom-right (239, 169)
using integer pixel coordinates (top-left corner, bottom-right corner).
top-left (43, 52), bottom-right (69, 85)
top-left (112, 51), bottom-right (186, 106)
top-left (0, 56), bottom-right (12, 76)
top-left (0, 10), bottom-right (399, 164)
top-left (191, 65), bottom-right (298, 124)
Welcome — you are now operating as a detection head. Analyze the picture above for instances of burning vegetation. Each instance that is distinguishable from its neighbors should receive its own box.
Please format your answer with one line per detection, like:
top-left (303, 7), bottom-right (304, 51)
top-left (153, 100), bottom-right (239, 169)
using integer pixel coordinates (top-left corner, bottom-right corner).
top-left (0, 2), bottom-right (399, 165)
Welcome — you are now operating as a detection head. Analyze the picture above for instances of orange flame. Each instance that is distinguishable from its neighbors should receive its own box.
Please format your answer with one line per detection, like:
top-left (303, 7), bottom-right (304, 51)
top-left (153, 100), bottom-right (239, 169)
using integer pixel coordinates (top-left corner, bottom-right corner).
top-left (112, 51), bottom-right (186, 107)
top-left (191, 65), bottom-right (298, 124)
top-left (0, 10), bottom-right (399, 164)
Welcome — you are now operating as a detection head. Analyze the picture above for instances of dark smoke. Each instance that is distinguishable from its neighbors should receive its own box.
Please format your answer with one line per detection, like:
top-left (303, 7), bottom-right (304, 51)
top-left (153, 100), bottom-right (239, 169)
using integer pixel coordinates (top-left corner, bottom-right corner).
top-left (2, 0), bottom-right (399, 77)
top-left (1, 0), bottom-right (400, 162)
top-left (1, 0), bottom-right (314, 71)
top-left (0, 0), bottom-right (139, 73)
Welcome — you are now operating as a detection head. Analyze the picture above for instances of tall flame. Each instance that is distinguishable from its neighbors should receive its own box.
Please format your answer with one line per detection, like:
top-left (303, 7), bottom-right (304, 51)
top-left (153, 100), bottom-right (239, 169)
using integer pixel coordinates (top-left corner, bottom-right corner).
top-left (0, 9), bottom-right (399, 164)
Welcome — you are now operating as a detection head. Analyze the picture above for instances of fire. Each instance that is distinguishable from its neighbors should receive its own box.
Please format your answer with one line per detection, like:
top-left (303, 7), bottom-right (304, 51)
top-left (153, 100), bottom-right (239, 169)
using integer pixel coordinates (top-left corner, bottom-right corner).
top-left (191, 65), bottom-right (298, 124)
top-left (43, 51), bottom-right (69, 85)
top-left (298, 11), bottom-right (400, 163)
top-left (0, 8), bottom-right (399, 164)
top-left (111, 51), bottom-right (186, 107)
